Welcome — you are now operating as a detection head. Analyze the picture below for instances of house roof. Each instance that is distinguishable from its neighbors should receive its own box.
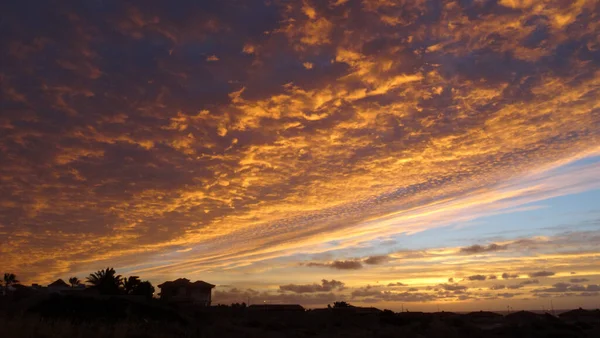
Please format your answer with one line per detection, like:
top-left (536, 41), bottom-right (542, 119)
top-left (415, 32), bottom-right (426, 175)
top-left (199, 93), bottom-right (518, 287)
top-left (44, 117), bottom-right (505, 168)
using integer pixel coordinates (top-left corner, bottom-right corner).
top-left (506, 310), bottom-right (543, 322)
top-left (464, 311), bottom-right (503, 318)
top-left (157, 278), bottom-right (215, 289)
top-left (48, 279), bottom-right (70, 288)
top-left (559, 308), bottom-right (600, 318)
top-left (248, 304), bottom-right (305, 311)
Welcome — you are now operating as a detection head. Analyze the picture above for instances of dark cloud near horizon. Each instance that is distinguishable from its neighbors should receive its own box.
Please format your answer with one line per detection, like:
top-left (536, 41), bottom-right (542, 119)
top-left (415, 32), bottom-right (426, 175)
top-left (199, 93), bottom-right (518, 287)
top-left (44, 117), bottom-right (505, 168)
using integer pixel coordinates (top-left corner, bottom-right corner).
top-left (459, 243), bottom-right (507, 255)
top-left (466, 274), bottom-right (487, 281)
top-left (352, 285), bottom-right (438, 303)
top-left (507, 279), bottom-right (540, 289)
top-left (570, 278), bottom-right (589, 283)
top-left (532, 283), bottom-right (600, 293)
top-left (529, 271), bottom-right (556, 278)
top-left (306, 260), bottom-right (363, 270)
top-left (363, 255), bottom-right (389, 265)
top-left (502, 273), bottom-right (519, 279)
top-left (1, 0), bottom-right (599, 284)
top-left (438, 283), bottom-right (468, 291)
top-left (214, 287), bottom-right (341, 306)
top-left (279, 279), bottom-right (345, 294)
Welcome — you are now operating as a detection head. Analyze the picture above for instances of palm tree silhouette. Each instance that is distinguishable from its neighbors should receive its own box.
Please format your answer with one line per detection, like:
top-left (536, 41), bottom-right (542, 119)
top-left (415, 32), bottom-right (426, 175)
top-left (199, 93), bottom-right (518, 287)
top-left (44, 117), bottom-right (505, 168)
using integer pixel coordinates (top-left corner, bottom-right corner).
top-left (132, 281), bottom-right (155, 299)
top-left (3, 273), bottom-right (19, 286)
top-left (68, 277), bottom-right (81, 287)
top-left (2, 273), bottom-right (19, 296)
top-left (86, 268), bottom-right (122, 295)
top-left (123, 276), bottom-right (141, 294)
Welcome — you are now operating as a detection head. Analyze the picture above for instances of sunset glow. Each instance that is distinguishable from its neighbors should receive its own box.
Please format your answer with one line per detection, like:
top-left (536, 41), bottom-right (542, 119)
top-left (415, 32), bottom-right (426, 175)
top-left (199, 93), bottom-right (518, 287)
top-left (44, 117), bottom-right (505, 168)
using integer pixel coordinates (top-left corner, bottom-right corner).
top-left (1, 0), bottom-right (599, 311)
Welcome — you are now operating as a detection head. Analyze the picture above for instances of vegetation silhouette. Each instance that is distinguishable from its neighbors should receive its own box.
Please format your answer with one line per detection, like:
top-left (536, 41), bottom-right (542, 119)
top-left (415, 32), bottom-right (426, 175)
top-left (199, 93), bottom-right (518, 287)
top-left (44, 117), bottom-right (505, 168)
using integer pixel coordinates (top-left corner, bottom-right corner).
top-left (87, 267), bottom-right (123, 295)
top-left (123, 276), bottom-right (141, 294)
top-left (333, 301), bottom-right (350, 308)
top-left (3, 273), bottom-right (19, 288)
top-left (129, 280), bottom-right (155, 299)
top-left (68, 277), bottom-right (81, 287)
top-left (1, 269), bottom-right (600, 337)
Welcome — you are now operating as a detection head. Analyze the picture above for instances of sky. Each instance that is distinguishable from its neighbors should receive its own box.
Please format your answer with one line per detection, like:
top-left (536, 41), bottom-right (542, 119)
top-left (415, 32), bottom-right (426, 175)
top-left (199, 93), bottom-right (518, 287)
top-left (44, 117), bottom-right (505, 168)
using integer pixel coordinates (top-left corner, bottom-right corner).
top-left (0, 0), bottom-right (599, 311)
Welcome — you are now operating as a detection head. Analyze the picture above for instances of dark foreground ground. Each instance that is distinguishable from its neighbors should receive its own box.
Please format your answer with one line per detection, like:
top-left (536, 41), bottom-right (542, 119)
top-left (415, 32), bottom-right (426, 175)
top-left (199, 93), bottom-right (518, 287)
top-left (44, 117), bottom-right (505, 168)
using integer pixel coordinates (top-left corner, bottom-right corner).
top-left (2, 295), bottom-right (599, 338)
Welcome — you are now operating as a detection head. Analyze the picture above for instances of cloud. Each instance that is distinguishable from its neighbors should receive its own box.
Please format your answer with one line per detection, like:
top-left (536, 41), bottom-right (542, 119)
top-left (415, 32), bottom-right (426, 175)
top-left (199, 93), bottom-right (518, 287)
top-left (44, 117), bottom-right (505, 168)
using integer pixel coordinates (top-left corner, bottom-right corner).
top-left (532, 283), bottom-right (600, 294)
top-left (351, 285), bottom-right (383, 298)
top-left (438, 283), bottom-right (468, 291)
top-left (279, 279), bottom-right (345, 294)
top-left (459, 243), bottom-right (507, 255)
top-left (363, 255), bottom-right (389, 265)
top-left (587, 285), bottom-right (600, 292)
top-left (306, 260), bottom-right (363, 270)
top-left (490, 284), bottom-right (506, 290)
top-left (502, 273), bottom-right (520, 279)
top-left (214, 288), bottom-right (340, 306)
top-left (529, 271), bottom-right (556, 278)
top-left (533, 282), bottom-right (571, 293)
top-left (466, 274), bottom-right (487, 281)
top-left (351, 286), bottom-right (438, 303)
top-left (488, 275), bottom-right (497, 280)
top-left (387, 282), bottom-right (407, 287)
top-left (507, 279), bottom-right (539, 289)
top-left (330, 260), bottom-right (363, 270)
top-left (570, 278), bottom-right (589, 283)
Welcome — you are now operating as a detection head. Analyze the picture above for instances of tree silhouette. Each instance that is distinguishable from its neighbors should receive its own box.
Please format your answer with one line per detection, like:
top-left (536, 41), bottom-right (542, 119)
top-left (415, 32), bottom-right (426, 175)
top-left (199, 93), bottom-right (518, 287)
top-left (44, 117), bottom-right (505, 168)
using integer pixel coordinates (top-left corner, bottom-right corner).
top-left (3, 273), bottom-right (19, 287)
top-left (131, 281), bottom-right (155, 299)
top-left (122, 276), bottom-right (154, 298)
top-left (86, 268), bottom-right (122, 295)
top-left (333, 301), bottom-right (351, 308)
top-left (2, 273), bottom-right (19, 296)
top-left (123, 276), bottom-right (141, 294)
top-left (68, 277), bottom-right (81, 287)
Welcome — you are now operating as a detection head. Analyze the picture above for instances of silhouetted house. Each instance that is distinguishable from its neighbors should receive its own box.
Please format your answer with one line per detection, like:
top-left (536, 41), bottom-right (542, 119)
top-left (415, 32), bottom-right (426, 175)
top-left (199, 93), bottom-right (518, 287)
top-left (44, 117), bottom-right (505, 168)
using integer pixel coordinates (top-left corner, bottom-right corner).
top-left (12, 284), bottom-right (38, 299)
top-left (559, 308), bottom-right (600, 324)
top-left (157, 278), bottom-right (214, 306)
top-left (48, 279), bottom-right (71, 293)
top-left (433, 311), bottom-right (458, 318)
top-left (334, 306), bottom-right (381, 314)
top-left (464, 311), bottom-right (503, 320)
top-left (30, 283), bottom-right (45, 290)
top-left (506, 310), bottom-right (544, 325)
top-left (248, 304), bottom-right (305, 312)
top-left (463, 311), bottom-right (504, 329)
